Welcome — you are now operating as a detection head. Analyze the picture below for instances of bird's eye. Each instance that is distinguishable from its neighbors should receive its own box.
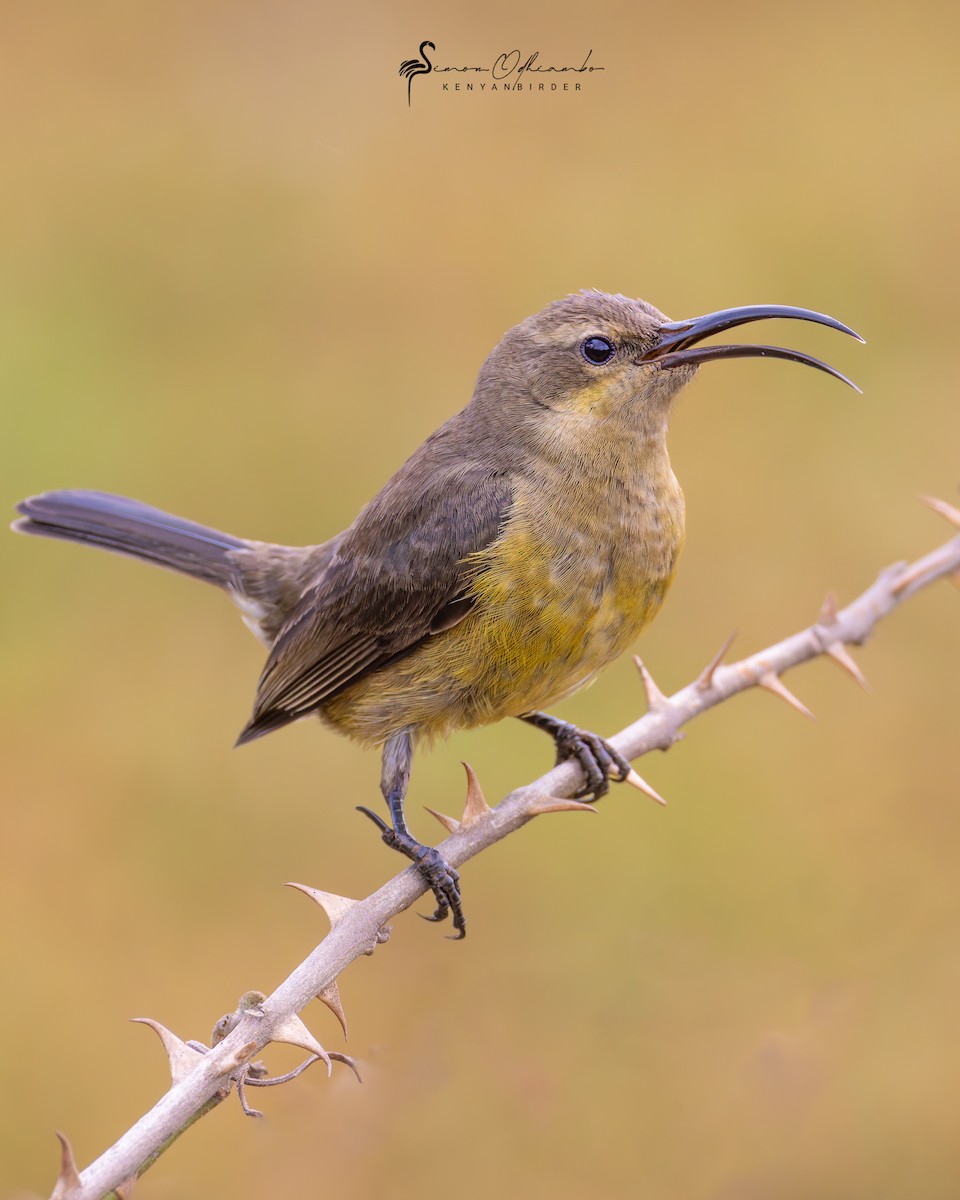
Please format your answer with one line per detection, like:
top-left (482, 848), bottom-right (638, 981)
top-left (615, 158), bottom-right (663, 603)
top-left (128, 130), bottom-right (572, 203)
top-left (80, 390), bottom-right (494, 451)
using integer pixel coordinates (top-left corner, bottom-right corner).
top-left (581, 336), bottom-right (616, 365)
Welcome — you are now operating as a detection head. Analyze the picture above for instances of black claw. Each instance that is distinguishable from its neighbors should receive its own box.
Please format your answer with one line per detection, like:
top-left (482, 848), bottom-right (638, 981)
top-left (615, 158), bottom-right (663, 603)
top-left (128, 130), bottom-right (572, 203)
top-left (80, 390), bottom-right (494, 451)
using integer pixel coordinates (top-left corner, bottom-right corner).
top-left (419, 909), bottom-right (447, 923)
top-left (413, 845), bottom-right (465, 938)
top-left (357, 807), bottom-right (466, 938)
top-left (556, 725), bottom-right (621, 799)
top-left (523, 713), bottom-right (632, 801)
top-left (356, 804), bottom-right (390, 834)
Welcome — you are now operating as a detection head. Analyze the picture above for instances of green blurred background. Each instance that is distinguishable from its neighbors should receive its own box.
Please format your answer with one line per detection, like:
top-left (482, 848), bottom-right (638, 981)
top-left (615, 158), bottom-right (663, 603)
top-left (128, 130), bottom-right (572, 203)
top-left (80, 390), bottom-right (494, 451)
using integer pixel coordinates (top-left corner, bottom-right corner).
top-left (2, 2), bottom-right (959, 1197)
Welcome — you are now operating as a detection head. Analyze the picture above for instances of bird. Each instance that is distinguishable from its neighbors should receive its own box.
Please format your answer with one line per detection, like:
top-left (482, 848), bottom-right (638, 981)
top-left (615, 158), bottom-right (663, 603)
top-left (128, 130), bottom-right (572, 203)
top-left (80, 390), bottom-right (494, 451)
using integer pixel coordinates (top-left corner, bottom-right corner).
top-left (13, 291), bottom-right (862, 937)
top-left (399, 41), bottom-right (435, 107)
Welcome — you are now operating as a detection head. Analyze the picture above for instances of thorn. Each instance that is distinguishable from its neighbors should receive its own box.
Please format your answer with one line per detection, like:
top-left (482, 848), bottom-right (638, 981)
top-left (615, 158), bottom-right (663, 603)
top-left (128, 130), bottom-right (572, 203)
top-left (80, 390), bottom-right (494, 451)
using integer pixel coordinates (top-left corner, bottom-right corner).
top-left (758, 672), bottom-right (816, 720)
top-left (286, 883), bottom-right (358, 930)
top-left (271, 1012), bottom-right (332, 1076)
top-left (317, 980), bottom-right (348, 1040)
top-left (825, 642), bottom-right (869, 691)
top-left (115, 1174), bottom-right (138, 1199)
top-left (633, 655), bottom-right (669, 712)
top-left (51, 1131), bottom-right (81, 1199)
top-left (818, 590), bottom-right (839, 624)
top-left (919, 494), bottom-right (960, 530)
top-left (951, 570), bottom-right (960, 593)
top-left (424, 805), bottom-right (460, 834)
top-left (891, 560), bottom-right (933, 595)
top-left (131, 1017), bottom-right (205, 1084)
top-left (697, 630), bottom-right (737, 691)
top-left (460, 761), bottom-right (493, 828)
top-left (528, 796), bottom-right (599, 816)
top-left (878, 560), bottom-right (908, 587)
top-left (624, 767), bottom-right (667, 806)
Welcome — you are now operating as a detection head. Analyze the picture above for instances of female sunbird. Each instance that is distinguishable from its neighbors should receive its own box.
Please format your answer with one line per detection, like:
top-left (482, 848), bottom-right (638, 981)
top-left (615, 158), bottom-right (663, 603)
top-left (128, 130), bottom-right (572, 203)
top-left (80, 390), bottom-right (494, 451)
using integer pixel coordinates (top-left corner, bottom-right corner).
top-left (14, 291), bottom-right (862, 936)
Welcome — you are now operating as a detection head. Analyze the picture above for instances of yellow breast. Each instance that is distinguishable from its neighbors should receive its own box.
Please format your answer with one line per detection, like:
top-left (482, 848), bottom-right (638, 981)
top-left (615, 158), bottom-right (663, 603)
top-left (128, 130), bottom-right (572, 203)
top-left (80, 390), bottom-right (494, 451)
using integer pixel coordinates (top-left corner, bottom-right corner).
top-left (323, 452), bottom-right (685, 747)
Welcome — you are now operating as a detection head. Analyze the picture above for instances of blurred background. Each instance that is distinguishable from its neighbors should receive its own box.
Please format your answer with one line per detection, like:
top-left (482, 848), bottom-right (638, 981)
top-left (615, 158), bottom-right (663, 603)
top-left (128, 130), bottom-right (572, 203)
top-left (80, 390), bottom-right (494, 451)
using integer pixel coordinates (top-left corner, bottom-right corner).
top-left (2, 2), bottom-right (959, 1197)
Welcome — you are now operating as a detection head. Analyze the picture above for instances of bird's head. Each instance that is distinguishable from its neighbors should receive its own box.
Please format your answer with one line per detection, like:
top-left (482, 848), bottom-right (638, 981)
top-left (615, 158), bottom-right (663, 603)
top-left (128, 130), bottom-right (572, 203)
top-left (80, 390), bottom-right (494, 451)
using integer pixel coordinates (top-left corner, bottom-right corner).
top-left (473, 290), bottom-right (862, 435)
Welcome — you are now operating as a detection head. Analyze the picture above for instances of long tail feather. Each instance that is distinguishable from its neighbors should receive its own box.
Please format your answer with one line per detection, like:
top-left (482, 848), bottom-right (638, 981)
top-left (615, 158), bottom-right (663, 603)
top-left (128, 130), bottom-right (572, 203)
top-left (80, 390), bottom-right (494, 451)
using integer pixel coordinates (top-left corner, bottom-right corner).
top-left (13, 489), bottom-right (247, 588)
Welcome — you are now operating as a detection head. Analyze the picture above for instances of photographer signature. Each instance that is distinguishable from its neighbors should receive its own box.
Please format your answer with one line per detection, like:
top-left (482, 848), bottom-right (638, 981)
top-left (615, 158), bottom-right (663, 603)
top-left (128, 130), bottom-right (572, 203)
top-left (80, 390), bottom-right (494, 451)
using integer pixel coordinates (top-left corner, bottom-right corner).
top-left (400, 43), bottom-right (602, 106)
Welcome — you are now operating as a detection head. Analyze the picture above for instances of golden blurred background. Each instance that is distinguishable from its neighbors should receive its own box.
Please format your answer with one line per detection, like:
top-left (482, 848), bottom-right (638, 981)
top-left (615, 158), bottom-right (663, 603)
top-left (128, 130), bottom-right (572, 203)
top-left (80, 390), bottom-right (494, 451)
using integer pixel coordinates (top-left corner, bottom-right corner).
top-left (2, 2), bottom-right (959, 1197)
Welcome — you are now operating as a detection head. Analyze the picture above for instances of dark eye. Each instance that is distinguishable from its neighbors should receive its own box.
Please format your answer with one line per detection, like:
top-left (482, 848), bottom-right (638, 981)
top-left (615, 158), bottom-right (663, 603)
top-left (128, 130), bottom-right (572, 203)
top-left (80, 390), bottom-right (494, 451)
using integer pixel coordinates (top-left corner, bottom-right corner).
top-left (581, 335), bottom-right (615, 365)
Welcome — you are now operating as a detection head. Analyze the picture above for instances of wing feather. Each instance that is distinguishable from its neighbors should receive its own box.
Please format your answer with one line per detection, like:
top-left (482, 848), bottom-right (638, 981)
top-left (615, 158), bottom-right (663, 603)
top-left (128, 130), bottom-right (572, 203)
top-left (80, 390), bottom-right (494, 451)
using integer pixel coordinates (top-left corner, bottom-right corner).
top-left (236, 463), bottom-right (513, 744)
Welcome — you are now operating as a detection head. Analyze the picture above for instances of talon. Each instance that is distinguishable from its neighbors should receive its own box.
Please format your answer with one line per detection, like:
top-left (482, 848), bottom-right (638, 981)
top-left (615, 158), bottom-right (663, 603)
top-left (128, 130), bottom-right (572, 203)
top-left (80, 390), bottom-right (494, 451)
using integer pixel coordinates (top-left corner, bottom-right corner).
top-left (359, 807), bottom-right (466, 938)
top-left (610, 752), bottom-right (632, 783)
top-left (356, 805), bottom-right (390, 836)
top-left (419, 908), bottom-right (449, 924)
top-left (522, 712), bottom-right (633, 801)
top-left (555, 725), bottom-right (624, 800)
top-left (413, 845), bottom-right (465, 936)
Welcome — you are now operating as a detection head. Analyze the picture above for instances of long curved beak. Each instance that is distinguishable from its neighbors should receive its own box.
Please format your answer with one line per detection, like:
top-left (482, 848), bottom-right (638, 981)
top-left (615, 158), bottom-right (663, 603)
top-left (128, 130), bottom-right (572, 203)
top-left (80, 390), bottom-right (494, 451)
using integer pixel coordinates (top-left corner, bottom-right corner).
top-left (639, 304), bottom-right (865, 392)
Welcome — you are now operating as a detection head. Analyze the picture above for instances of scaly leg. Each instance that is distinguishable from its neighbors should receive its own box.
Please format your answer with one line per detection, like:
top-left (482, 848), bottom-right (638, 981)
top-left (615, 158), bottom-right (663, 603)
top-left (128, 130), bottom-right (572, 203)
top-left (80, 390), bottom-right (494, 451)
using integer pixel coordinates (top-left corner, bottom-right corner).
top-left (520, 711), bottom-right (631, 800)
top-left (357, 728), bottom-right (466, 939)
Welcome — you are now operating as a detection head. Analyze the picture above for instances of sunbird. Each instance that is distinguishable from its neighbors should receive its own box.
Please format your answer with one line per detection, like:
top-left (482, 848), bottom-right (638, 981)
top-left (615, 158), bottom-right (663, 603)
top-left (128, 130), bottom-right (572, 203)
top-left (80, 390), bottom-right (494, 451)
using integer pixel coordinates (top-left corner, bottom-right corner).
top-left (13, 292), bottom-right (862, 936)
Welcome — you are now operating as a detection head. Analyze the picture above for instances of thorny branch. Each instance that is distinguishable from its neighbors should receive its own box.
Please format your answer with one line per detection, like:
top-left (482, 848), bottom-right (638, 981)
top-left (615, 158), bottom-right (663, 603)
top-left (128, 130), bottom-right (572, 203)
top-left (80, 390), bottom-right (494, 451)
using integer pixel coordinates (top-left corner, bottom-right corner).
top-left (49, 499), bottom-right (960, 1200)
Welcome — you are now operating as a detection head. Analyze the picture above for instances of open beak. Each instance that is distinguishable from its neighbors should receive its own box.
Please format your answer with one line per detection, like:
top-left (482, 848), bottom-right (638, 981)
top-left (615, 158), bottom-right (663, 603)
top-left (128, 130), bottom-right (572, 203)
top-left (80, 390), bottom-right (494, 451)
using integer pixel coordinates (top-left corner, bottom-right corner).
top-left (639, 304), bottom-right (865, 392)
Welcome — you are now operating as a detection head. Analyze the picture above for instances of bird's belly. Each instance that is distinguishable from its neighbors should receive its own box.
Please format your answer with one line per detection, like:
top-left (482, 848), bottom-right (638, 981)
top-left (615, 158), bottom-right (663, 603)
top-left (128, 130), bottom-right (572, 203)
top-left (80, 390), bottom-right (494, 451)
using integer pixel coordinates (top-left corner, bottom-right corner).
top-left (323, 501), bottom-right (682, 746)
top-left (452, 536), bottom-right (672, 719)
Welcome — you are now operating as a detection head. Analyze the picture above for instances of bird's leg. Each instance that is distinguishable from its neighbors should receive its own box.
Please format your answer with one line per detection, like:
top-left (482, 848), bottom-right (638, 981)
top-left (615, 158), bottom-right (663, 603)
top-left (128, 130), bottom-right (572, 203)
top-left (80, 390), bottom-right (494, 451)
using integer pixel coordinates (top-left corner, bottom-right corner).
top-left (520, 711), bottom-right (631, 801)
top-left (356, 728), bottom-right (465, 939)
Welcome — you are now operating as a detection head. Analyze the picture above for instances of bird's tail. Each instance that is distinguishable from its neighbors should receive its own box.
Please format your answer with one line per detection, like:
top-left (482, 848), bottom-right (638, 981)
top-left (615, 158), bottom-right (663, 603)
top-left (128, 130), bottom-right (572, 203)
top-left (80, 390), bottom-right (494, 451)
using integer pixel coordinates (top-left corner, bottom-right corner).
top-left (13, 490), bottom-right (248, 588)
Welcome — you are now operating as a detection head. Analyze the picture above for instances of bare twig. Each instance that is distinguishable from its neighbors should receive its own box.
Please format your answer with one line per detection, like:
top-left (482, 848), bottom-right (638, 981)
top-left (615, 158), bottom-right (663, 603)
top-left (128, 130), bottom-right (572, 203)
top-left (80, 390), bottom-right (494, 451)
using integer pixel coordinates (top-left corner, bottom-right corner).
top-left (49, 508), bottom-right (960, 1200)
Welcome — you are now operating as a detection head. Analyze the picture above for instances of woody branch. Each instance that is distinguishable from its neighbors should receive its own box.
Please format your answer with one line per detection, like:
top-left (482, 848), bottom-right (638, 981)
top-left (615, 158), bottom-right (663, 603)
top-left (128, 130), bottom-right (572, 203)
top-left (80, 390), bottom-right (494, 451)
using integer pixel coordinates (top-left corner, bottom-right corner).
top-left (51, 498), bottom-right (960, 1200)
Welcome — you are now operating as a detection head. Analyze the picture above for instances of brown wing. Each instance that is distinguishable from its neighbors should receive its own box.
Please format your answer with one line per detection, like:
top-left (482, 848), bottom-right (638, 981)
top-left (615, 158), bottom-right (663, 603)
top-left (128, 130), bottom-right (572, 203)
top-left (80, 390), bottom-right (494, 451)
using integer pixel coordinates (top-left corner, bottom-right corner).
top-left (236, 464), bottom-right (513, 743)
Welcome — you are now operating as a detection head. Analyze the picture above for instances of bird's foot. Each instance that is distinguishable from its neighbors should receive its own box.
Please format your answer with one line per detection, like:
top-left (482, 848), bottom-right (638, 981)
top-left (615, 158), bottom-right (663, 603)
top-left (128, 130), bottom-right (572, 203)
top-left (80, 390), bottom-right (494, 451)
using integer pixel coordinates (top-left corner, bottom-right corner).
top-left (357, 807), bottom-right (465, 939)
top-left (525, 713), bottom-right (631, 800)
